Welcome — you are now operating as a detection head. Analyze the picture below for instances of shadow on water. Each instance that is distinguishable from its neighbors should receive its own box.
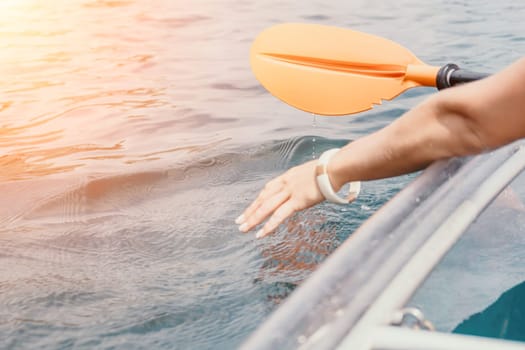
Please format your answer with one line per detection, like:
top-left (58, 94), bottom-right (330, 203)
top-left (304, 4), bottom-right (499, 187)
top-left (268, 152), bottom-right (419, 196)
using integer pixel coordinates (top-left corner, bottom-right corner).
top-left (1, 135), bottom-right (358, 225)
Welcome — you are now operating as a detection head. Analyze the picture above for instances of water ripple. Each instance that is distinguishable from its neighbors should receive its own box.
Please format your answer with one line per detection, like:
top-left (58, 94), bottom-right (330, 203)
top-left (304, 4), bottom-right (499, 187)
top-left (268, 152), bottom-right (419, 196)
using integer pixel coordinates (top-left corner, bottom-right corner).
top-left (1, 0), bottom-right (524, 349)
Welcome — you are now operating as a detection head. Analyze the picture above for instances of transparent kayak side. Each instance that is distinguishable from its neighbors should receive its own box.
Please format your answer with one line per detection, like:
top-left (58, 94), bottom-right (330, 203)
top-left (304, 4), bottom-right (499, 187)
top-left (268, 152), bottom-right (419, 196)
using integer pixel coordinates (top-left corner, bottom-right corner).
top-left (241, 140), bottom-right (525, 350)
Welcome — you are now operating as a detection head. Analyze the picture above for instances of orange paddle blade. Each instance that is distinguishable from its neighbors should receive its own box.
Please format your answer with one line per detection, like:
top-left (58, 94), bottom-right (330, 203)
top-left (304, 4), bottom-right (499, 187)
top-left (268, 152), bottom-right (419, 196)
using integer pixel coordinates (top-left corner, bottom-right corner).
top-left (250, 23), bottom-right (440, 116)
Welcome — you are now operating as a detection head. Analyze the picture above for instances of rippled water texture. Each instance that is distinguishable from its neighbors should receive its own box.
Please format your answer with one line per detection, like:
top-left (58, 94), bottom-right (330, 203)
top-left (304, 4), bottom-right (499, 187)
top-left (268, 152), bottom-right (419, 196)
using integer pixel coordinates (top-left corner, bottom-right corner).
top-left (1, 0), bottom-right (524, 349)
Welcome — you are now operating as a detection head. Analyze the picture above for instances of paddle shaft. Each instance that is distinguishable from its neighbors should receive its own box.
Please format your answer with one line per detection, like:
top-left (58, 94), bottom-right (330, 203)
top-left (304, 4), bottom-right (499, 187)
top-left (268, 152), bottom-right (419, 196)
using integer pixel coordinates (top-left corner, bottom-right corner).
top-left (437, 63), bottom-right (490, 90)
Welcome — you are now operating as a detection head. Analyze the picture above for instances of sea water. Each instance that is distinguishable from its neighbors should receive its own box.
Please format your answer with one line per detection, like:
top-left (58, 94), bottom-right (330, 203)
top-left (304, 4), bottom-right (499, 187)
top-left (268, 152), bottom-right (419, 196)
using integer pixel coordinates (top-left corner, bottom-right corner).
top-left (0, 0), bottom-right (524, 349)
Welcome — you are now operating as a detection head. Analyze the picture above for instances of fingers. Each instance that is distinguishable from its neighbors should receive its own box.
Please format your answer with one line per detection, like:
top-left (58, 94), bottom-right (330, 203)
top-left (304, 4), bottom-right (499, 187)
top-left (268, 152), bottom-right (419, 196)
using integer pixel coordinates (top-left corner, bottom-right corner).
top-left (238, 190), bottom-right (290, 233)
top-left (235, 160), bottom-right (323, 239)
top-left (236, 178), bottom-right (283, 226)
top-left (235, 175), bottom-right (301, 238)
top-left (256, 200), bottom-right (296, 239)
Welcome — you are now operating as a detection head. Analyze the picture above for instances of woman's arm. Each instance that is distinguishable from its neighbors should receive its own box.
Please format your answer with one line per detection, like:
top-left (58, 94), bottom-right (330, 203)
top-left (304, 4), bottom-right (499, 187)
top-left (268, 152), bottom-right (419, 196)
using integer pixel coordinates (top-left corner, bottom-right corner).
top-left (237, 57), bottom-right (525, 238)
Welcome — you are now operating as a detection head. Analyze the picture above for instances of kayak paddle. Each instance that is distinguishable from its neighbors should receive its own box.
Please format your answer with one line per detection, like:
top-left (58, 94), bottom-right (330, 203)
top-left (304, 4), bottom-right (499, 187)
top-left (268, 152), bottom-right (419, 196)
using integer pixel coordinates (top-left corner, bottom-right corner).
top-left (250, 23), bottom-right (489, 116)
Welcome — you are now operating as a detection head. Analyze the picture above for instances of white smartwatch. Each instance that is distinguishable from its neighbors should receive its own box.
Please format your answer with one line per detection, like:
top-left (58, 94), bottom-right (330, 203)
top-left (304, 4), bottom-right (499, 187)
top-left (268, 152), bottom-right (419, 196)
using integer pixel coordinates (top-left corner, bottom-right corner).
top-left (315, 148), bottom-right (361, 204)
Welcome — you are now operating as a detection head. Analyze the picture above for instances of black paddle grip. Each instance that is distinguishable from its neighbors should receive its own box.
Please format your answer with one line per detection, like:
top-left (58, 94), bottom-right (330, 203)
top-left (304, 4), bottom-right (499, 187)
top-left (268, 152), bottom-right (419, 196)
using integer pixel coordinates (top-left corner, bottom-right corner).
top-left (436, 63), bottom-right (490, 90)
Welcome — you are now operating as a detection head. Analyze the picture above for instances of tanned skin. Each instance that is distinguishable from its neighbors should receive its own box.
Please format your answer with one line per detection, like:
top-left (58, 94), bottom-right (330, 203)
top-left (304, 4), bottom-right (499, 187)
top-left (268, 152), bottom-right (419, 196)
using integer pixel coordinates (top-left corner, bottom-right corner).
top-left (237, 58), bottom-right (525, 238)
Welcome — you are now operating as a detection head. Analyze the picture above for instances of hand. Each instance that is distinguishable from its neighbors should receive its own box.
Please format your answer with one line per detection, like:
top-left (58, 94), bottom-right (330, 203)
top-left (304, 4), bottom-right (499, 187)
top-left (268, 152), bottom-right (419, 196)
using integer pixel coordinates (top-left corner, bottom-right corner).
top-left (235, 159), bottom-right (326, 238)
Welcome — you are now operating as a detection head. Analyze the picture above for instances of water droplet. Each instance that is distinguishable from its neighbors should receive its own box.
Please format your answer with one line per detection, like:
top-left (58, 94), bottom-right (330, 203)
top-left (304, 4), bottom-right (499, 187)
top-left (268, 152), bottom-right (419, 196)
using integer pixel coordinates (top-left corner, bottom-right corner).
top-left (312, 114), bottom-right (318, 159)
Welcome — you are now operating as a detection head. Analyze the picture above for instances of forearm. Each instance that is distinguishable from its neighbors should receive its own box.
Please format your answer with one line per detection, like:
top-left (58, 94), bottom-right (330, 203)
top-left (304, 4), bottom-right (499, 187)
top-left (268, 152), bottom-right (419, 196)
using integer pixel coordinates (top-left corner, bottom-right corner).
top-left (328, 57), bottom-right (525, 190)
top-left (327, 96), bottom-right (480, 189)
top-left (237, 57), bottom-right (525, 237)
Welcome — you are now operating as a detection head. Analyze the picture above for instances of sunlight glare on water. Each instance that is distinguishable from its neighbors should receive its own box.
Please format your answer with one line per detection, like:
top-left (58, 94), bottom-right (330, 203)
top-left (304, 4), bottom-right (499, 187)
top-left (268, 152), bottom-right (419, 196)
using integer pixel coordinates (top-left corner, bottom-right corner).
top-left (0, 0), bottom-right (524, 349)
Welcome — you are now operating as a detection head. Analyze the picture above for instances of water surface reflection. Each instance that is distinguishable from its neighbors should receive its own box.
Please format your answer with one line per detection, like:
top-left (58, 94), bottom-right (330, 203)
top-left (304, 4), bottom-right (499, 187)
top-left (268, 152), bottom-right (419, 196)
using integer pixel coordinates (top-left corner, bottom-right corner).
top-left (1, 0), bottom-right (524, 348)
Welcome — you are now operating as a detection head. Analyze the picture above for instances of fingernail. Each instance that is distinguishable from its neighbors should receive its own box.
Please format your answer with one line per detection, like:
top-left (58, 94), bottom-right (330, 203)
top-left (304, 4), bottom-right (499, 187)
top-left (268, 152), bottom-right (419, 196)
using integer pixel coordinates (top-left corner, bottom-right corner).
top-left (255, 229), bottom-right (264, 239)
top-left (235, 214), bottom-right (245, 225)
top-left (239, 223), bottom-right (248, 233)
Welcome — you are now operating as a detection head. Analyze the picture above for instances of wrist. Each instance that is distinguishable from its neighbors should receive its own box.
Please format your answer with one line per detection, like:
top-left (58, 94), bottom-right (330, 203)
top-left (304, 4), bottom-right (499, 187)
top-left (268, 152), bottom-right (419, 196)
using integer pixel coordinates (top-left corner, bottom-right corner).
top-left (316, 148), bottom-right (360, 204)
top-left (327, 151), bottom-right (347, 192)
